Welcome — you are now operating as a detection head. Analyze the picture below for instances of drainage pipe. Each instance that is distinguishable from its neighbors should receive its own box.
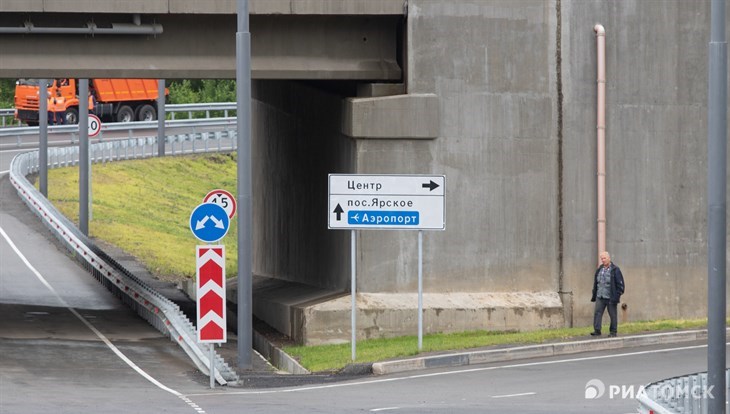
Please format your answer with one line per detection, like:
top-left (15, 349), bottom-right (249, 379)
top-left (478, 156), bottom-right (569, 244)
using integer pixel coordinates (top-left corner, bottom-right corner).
top-left (594, 24), bottom-right (606, 263)
top-left (0, 22), bottom-right (163, 35)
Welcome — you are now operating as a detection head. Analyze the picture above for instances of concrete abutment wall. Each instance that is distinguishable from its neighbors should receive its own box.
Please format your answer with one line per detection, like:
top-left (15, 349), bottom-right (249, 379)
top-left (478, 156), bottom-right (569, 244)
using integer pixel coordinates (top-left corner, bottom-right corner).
top-left (246, 0), bottom-right (727, 344)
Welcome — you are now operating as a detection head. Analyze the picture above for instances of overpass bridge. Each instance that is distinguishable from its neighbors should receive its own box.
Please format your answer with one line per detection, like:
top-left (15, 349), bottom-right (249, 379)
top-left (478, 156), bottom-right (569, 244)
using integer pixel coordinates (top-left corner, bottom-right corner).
top-left (0, 0), bottom-right (403, 80)
top-left (0, 0), bottom-right (443, 348)
top-left (2, 0), bottom-right (717, 356)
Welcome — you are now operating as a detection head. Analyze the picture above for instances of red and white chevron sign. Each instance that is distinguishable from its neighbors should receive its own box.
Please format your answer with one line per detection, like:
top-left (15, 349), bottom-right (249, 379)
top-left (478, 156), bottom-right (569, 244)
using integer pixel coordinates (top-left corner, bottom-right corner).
top-left (196, 245), bottom-right (226, 343)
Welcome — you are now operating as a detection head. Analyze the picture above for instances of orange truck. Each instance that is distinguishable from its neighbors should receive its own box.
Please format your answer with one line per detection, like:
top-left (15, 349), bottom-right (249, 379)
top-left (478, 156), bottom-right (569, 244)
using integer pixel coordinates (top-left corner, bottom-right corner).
top-left (14, 78), bottom-right (168, 125)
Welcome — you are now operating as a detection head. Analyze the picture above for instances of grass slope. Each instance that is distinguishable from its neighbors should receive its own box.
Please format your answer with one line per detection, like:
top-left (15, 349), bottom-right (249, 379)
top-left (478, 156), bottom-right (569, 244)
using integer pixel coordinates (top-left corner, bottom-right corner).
top-left (46, 153), bottom-right (239, 282)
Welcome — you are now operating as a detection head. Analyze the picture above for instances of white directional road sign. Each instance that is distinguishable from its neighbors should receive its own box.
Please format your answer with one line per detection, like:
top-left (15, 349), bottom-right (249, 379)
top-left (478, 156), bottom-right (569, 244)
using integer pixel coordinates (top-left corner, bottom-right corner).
top-left (328, 174), bottom-right (445, 230)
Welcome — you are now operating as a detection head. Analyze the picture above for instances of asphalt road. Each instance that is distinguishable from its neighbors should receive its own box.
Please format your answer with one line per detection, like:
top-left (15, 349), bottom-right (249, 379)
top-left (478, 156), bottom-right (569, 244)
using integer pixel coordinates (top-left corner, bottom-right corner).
top-left (0, 172), bottom-right (209, 414)
top-left (0, 148), bottom-right (22, 174)
top-left (186, 341), bottom-right (725, 414)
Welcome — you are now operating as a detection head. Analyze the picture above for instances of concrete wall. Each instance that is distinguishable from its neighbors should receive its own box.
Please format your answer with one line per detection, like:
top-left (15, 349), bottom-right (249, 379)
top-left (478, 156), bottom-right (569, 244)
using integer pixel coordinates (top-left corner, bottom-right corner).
top-left (352, 0), bottom-right (560, 295)
top-left (561, 0), bottom-right (718, 325)
top-left (251, 80), bottom-right (354, 291)
top-left (347, 0), bottom-right (728, 331)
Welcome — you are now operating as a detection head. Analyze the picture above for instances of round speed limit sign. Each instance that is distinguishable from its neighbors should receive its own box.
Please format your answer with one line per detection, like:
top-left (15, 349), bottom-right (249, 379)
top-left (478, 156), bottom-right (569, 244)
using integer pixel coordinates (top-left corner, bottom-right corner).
top-left (203, 189), bottom-right (237, 219)
top-left (88, 114), bottom-right (102, 138)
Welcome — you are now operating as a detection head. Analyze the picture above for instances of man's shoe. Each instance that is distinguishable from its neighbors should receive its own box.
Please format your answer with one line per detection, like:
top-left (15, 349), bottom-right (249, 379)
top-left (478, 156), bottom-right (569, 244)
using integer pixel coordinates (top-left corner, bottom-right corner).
top-left (609, 333), bottom-right (617, 337)
top-left (590, 331), bottom-right (601, 336)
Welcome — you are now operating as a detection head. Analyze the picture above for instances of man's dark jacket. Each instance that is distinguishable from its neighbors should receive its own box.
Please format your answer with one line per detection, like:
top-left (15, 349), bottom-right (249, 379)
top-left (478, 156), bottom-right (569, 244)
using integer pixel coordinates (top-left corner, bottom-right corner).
top-left (591, 263), bottom-right (625, 304)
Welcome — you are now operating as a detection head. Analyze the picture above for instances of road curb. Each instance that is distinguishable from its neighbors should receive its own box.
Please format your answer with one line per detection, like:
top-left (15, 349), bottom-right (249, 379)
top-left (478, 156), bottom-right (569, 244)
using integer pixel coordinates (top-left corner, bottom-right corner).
top-left (253, 330), bottom-right (310, 375)
top-left (371, 329), bottom-right (713, 375)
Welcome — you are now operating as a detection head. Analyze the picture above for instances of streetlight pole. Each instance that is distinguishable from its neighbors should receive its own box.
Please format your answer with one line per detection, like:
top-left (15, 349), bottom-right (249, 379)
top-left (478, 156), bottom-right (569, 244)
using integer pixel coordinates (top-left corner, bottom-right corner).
top-left (236, 0), bottom-right (253, 371)
top-left (707, 0), bottom-right (727, 412)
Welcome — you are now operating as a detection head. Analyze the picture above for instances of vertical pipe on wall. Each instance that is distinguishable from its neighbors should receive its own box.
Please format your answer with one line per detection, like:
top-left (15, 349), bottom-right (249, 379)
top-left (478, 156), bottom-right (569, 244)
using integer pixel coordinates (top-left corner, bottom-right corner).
top-left (594, 24), bottom-right (606, 263)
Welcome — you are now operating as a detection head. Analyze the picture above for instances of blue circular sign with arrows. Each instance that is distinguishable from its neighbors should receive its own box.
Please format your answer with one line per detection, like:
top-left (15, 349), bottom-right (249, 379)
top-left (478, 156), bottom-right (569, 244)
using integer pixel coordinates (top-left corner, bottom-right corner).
top-left (190, 203), bottom-right (230, 243)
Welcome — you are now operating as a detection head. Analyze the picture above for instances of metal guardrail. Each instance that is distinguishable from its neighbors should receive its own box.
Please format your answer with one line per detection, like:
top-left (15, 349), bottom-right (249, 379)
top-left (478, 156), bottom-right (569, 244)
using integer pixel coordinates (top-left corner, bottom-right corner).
top-left (8, 133), bottom-right (239, 385)
top-left (0, 102), bottom-right (237, 127)
top-left (166, 102), bottom-right (237, 119)
top-left (0, 117), bottom-right (237, 150)
top-left (0, 109), bottom-right (19, 127)
top-left (637, 369), bottom-right (730, 413)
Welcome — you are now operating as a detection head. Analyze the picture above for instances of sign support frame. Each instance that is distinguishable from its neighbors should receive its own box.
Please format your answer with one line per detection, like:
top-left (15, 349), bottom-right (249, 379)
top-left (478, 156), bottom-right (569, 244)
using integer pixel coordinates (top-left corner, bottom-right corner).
top-left (209, 344), bottom-right (216, 389)
top-left (351, 230), bottom-right (356, 361)
top-left (418, 230), bottom-right (423, 350)
top-left (332, 174), bottom-right (444, 359)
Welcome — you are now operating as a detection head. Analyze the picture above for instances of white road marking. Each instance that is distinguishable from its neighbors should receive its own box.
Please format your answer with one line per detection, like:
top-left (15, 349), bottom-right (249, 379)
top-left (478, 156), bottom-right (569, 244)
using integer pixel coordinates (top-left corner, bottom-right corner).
top-left (370, 407), bottom-right (400, 412)
top-left (0, 225), bottom-right (205, 413)
top-left (491, 392), bottom-right (536, 398)
top-left (185, 342), bottom-right (727, 398)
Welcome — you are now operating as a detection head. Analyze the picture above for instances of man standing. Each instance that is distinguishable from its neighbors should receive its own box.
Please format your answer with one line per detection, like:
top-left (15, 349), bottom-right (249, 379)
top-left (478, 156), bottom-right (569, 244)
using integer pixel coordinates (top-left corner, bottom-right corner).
top-left (53, 90), bottom-right (66, 125)
top-left (590, 251), bottom-right (625, 337)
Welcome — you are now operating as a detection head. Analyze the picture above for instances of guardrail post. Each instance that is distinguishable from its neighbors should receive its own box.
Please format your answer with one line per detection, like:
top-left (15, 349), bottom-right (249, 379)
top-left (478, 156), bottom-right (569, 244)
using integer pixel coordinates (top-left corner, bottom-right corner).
top-left (158, 79), bottom-right (166, 157)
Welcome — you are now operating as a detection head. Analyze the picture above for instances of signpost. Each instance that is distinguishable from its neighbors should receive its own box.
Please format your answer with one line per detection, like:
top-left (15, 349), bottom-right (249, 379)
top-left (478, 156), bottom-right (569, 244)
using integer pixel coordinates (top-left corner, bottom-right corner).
top-left (328, 174), bottom-right (445, 359)
top-left (88, 114), bottom-right (101, 138)
top-left (190, 199), bottom-right (232, 388)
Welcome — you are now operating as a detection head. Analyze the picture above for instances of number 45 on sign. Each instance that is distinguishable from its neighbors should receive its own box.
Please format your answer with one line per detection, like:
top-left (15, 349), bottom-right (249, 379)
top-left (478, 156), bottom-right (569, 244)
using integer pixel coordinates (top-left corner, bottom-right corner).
top-left (204, 189), bottom-right (237, 219)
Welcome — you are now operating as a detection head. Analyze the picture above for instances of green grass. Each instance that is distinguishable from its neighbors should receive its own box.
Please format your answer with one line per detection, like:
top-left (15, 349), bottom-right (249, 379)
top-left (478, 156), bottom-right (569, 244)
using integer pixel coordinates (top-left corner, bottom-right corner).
top-left (284, 318), bottom-right (718, 372)
top-left (45, 153), bottom-right (239, 282)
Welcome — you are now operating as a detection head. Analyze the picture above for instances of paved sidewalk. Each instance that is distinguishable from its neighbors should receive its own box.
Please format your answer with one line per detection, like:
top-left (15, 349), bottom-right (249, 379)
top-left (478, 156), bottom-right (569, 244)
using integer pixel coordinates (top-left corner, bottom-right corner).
top-left (369, 329), bottom-right (719, 375)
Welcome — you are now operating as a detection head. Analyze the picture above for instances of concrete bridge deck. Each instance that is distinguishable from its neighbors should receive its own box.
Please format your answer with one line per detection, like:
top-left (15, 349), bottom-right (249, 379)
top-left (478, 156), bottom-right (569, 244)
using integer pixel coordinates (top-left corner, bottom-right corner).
top-left (0, 0), bottom-right (404, 79)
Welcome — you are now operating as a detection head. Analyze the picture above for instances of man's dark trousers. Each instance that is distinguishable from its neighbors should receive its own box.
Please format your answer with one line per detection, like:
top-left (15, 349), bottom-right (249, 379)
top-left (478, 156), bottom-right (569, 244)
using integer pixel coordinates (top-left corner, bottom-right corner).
top-left (593, 297), bottom-right (617, 334)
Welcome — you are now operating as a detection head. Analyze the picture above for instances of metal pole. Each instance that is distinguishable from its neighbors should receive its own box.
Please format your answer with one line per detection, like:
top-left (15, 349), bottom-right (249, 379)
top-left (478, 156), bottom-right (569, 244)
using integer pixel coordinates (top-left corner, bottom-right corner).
top-left (351, 229), bottom-right (357, 361)
top-left (418, 230), bottom-right (423, 351)
top-left (39, 79), bottom-right (48, 197)
top-left (708, 0), bottom-right (727, 412)
top-left (158, 79), bottom-right (166, 157)
top-left (79, 79), bottom-right (89, 236)
top-left (236, 0), bottom-right (253, 370)
top-left (209, 345), bottom-right (215, 389)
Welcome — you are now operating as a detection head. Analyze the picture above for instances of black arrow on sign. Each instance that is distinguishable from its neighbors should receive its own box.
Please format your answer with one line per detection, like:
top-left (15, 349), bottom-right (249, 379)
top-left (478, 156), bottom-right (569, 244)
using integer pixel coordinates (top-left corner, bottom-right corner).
top-left (422, 180), bottom-right (440, 191)
top-left (333, 204), bottom-right (344, 221)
